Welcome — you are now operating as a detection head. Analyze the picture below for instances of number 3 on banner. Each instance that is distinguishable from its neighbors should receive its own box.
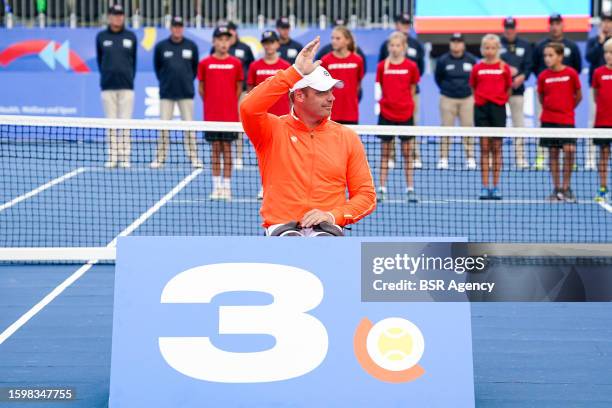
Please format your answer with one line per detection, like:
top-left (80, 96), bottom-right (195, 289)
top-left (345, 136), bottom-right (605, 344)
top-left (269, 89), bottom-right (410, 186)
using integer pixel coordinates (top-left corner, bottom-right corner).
top-left (159, 263), bottom-right (329, 383)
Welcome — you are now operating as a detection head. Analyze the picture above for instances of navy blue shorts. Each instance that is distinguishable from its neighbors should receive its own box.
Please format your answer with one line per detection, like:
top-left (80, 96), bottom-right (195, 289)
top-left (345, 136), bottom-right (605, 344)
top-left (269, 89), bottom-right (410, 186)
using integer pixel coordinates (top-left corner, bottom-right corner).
top-left (377, 115), bottom-right (415, 142)
top-left (539, 123), bottom-right (576, 148)
top-left (593, 126), bottom-right (612, 146)
top-left (205, 132), bottom-right (239, 142)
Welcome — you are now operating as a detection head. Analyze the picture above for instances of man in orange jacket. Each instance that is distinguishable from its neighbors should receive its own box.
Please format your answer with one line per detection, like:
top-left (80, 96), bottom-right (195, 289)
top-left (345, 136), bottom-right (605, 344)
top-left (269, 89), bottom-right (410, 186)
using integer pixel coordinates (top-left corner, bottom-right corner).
top-left (240, 36), bottom-right (376, 236)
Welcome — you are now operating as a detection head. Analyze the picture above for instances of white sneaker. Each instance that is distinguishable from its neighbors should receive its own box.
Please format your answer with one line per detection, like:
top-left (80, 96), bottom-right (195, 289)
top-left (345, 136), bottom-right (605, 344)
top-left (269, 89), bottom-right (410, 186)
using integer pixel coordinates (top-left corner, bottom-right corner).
top-left (437, 158), bottom-right (448, 170)
top-left (517, 160), bottom-right (529, 170)
top-left (104, 161), bottom-right (117, 169)
top-left (192, 159), bottom-right (203, 169)
top-left (413, 159), bottom-right (422, 169)
top-left (257, 187), bottom-right (264, 200)
top-left (221, 186), bottom-right (232, 201)
top-left (377, 186), bottom-right (387, 202)
top-left (234, 158), bottom-right (243, 170)
top-left (119, 161), bottom-right (130, 168)
top-left (387, 159), bottom-right (395, 169)
top-left (150, 161), bottom-right (163, 169)
top-left (585, 161), bottom-right (596, 171)
top-left (209, 188), bottom-right (221, 200)
top-left (466, 158), bottom-right (476, 170)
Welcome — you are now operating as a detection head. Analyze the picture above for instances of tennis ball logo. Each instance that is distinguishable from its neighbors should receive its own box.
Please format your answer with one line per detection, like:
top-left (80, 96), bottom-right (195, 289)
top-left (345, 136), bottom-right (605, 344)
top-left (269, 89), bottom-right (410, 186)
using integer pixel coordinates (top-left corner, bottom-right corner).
top-left (354, 317), bottom-right (425, 383)
top-left (376, 327), bottom-right (413, 363)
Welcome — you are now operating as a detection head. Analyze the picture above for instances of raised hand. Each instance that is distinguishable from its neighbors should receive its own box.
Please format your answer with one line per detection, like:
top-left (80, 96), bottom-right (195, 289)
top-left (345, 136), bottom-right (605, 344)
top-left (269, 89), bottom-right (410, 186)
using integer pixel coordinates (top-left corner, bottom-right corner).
top-left (294, 36), bottom-right (322, 76)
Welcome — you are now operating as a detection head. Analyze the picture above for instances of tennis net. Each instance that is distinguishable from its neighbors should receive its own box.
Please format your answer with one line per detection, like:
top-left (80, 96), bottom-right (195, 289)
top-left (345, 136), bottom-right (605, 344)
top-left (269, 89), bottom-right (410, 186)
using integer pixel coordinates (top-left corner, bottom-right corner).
top-left (1, 115), bottom-right (612, 251)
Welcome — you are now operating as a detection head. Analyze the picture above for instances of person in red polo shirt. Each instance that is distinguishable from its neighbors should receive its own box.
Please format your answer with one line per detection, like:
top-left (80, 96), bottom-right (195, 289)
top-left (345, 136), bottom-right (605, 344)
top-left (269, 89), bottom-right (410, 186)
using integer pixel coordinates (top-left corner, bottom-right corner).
top-left (197, 25), bottom-right (244, 201)
top-left (247, 30), bottom-right (291, 199)
top-left (375, 31), bottom-right (420, 203)
top-left (320, 25), bottom-right (364, 124)
top-left (247, 30), bottom-right (291, 115)
top-left (538, 42), bottom-right (582, 203)
top-left (469, 34), bottom-right (512, 200)
top-left (592, 38), bottom-right (612, 203)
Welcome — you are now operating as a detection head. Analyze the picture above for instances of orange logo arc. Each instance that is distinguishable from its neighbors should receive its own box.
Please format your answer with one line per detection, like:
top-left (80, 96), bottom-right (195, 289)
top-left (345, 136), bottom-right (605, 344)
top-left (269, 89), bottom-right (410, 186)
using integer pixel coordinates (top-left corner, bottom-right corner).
top-left (353, 317), bottom-right (425, 383)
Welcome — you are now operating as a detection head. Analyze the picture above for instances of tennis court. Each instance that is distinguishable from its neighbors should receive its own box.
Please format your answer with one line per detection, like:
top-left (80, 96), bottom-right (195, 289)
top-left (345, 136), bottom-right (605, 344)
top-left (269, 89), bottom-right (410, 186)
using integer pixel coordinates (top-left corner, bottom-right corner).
top-left (1, 263), bottom-right (611, 407)
top-left (1, 119), bottom-right (612, 406)
top-left (2, 119), bottom-right (612, 246)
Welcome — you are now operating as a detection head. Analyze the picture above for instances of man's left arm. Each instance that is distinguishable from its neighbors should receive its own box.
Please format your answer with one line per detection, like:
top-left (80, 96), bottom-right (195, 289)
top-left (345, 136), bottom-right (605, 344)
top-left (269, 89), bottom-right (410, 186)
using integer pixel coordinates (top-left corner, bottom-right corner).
top-left (571, 42), bottom-right (582, 74)
top-left (191, 43), bottom-right (199, 80)
top-left (521, 41), bottom-right (533, 80)
top-left (586, 37), bottom-right (602, 64)
top-left (357, 47), bottom-right (367, 74)
top-left (416, 40), bottom-right (425, 76)
top-left (329, 131), bottom-right (376, 226)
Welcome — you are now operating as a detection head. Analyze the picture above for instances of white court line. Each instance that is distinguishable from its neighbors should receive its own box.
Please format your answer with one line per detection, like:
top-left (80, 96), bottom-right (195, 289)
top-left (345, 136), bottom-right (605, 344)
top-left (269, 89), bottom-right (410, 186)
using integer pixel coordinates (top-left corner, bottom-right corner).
top-left (0, 167), bottom-right (86, 212)
top-left (86, 165), bottom-right (261, 173)
top-left (0, 168), bottom-right (203, 346)
top-left (170, 198), bottom-right (262, 204)
top-left (598, 201), bottom-right (612, 213)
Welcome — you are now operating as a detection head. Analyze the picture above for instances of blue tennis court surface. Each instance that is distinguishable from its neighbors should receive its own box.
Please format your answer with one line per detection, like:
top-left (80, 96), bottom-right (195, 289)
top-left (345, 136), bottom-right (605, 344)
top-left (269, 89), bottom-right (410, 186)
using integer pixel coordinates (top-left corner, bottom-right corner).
top-left (2, 136), bottom-right (612, 245)
top-left (1, 263), bottom-right (611, 407)
top-left (2, 131), bottom-right (612, 406)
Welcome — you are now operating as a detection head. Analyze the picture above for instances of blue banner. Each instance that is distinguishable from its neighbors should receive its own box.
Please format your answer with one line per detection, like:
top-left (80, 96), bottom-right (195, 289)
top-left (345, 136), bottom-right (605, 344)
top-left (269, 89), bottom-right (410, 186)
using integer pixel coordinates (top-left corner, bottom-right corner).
top-left (0, 28), bottom-right (592, 126)
top-left (110, 237), bottom-right (474, 407)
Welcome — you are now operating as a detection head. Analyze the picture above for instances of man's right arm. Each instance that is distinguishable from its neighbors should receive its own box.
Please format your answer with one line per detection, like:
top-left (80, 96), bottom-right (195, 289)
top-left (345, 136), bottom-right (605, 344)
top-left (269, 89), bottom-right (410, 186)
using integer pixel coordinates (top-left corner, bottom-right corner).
top-left (434, 55), bottom-right (444, 88)
top-left (378, 40), bottom-right (388, 62)
top-left (96, 33), bottom-right (102, 70)
top-left (239, 66), bottom-right (302, 150)
top-left (586, 37), bottom-right (602, 64)
top-left (532, 42), bottom-right (543, 75)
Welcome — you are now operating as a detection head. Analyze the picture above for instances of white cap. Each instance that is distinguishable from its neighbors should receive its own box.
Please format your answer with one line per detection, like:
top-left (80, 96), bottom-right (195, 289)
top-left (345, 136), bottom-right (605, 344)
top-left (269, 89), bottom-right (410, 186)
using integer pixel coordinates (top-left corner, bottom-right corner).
top-left (290, 66), bottom-right (344, 92)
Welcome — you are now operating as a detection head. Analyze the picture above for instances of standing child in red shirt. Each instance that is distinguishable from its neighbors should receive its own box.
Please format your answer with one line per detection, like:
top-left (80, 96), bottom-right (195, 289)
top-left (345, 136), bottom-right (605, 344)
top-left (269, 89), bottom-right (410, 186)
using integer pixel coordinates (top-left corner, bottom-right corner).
top-left (321, 26), bottom-right (364, 124)
top-left (197, 25), bottom-right (244, 200)
top-left (247, 30), bottom-right (291, 115)
top-left (538, 42), bottom-right (582, 202)
top-left (375, 31), bottom-right (421, 203)
top-left (592, 38), bottom-right (612, 203)
top-left (469, 34), bottom-right (512, 200)
top-left (247, 30), bottom-right (291, 200)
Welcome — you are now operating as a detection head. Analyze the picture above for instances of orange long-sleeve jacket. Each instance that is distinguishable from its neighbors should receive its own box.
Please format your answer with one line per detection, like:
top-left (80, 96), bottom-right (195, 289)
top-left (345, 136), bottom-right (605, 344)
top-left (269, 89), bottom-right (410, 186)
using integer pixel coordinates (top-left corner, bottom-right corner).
top-left (239, 66), bottom-right (376, 227)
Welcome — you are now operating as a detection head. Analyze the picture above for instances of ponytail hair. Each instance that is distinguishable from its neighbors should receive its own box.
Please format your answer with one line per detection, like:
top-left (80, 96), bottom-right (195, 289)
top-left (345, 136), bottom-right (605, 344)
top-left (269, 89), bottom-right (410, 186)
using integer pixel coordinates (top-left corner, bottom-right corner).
top-left (333, 25), bottom-right (356, 53)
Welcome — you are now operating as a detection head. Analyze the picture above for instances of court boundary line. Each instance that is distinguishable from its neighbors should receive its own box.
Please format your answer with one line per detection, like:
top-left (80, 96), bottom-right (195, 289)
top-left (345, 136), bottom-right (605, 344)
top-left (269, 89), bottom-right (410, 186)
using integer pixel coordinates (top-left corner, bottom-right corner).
top-left (0, 168), bottom-right (203, 346)
top-left (598, 201), bottom-right (612, 214)
top-left (0, 167), bottom-right (86, 213)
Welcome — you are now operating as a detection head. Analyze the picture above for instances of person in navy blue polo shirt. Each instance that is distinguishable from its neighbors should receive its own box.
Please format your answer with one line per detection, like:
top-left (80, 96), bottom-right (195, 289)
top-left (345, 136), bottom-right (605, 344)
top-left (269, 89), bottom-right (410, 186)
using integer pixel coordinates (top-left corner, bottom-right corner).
top-left (434, 33), bottom-right (478, 170)
top-left (533, 14), bottom-right (582, 76)
top-left (96, 4), bottom-right (137, 168)
top-left (151, 16), bottom-right (201, 169)
top-left (276, 17), bottom-right (303, 65)
top-left (501, 16), bottom-right (533, 169)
